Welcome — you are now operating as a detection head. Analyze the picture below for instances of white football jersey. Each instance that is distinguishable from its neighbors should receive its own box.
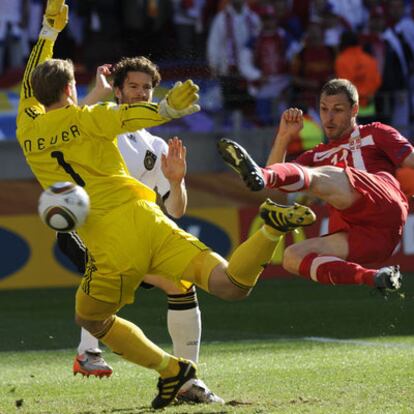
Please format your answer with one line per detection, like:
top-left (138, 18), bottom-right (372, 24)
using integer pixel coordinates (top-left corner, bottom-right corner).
top-left (117, 129), bottom-right (170, 198)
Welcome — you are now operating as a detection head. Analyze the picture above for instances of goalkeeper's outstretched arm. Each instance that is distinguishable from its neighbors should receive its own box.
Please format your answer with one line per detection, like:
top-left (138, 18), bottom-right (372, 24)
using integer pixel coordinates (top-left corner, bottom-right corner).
top-left (18, 0), bottom-right (68, 119)
top-left (84, 77), bottom-right (202, 135)
top-left (159, 80), bottom-right (201, 119)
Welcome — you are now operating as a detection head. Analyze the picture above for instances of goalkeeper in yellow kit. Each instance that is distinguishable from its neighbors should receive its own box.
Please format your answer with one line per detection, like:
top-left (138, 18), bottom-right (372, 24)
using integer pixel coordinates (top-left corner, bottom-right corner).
top-left (16, 0), bottom-right (317, 409)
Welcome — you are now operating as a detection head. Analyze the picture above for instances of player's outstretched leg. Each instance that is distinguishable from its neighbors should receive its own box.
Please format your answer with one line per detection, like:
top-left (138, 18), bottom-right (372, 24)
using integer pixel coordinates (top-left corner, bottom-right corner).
top-left (152, 358), bottom-right (197, 409)
top-left (260, 198), bottom-right (316, 232)
top-left (217, 138), bottom-right (265, 191)
top-left (210, 199), bottom-right (317, 296)
top-left (374, 265), bottom-right (402, 295)
top-left (73, 348), bottom-right (113, 378)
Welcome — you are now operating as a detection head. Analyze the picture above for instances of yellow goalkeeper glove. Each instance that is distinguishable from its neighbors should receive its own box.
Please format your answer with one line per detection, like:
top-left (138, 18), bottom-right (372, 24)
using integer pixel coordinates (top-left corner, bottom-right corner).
top-left (159, 80), bottom-right (201, 119)
top-left (40, 0), bottom-right (68, 40)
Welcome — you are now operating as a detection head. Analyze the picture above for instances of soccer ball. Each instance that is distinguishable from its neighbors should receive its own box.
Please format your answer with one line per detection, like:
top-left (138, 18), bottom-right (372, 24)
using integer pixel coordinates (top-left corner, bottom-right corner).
top-left (38, 182), bottom-right (90, 232)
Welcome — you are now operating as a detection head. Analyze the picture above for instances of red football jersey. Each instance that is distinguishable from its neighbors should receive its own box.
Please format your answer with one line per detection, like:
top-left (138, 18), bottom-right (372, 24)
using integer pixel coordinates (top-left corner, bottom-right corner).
top-left (295, 122), bottom-right (413, 178)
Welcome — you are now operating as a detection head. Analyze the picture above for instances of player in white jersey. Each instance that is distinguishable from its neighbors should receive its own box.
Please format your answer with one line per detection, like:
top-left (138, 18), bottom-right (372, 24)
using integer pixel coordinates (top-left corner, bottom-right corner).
top-left (58, 60), bottom-right (223, 404)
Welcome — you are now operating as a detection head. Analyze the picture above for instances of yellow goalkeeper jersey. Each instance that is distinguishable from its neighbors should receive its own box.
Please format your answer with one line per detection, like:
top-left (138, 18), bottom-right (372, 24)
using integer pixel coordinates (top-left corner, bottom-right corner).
top-left (16, 38), bottom-right (171, 227)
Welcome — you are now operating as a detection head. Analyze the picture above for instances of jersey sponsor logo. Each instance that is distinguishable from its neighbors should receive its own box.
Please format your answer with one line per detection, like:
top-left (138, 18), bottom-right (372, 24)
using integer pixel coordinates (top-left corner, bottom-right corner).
top-left (144, 150), bottom-right (157, 170)
top-left (23, 124), bottom-right (81, 153)
top-left (0, 228), bottom-right (30, 279)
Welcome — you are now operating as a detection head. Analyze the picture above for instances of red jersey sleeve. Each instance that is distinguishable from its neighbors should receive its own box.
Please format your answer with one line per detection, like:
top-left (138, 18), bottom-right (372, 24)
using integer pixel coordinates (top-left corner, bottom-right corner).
top-left (294, 147), bottom-right (317, 166)
top-left (371, 122), bottom-right (414, 166)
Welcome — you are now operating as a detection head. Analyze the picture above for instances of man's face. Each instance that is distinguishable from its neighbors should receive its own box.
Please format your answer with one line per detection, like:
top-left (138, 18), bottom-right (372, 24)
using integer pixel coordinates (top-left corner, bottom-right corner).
top-left (114, 71), bottom-right (154, 104)
top-left (319, 92), bottom-right (358, 140)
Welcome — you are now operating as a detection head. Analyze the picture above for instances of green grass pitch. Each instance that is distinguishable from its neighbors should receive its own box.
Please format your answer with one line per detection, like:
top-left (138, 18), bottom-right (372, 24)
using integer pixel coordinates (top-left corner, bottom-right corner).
top-left (1, 276), bottom-right (414, 413)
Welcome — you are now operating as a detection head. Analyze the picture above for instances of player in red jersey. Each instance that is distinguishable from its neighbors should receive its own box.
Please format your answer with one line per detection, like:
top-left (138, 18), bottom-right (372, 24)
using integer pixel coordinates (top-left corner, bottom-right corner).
top-left (218, 78), bottom-right (414, 293)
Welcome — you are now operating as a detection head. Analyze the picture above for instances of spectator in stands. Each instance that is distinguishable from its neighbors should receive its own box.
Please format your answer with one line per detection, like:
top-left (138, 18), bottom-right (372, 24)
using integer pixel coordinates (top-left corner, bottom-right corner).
top-left (79, 0), bottom-right (124, 68)
top-left (27, 0), bottom-right (44, 50)
top-left (335, 30), bottom-right (382, 119)
top-left (53, 0), bottom-right (85, 64)
top-left (379, 0), bottom-right (413, 135)
top-left (0, 0), bottom-right (29, 76)
top-left (271, 0), bottom-right (304, 41)
top-left (359, 5), bottom-right (387, 75)
top-left (360, 0), bottom-right (384, 27)
top-left (320, 3), bottom-right (349, 49)
top-left (329, 0), bottom-right (364, 31)
top-left (171, 0), bottom-right (206, 60)
top-left (207, 0), bottom-right (261, 127)
top-left (390, 0), bottom-right (414, 134)
top-left (392, 1), bottom-right (414, 56)
top-left (309, 0), bottom-right (330, 20)
top-left (290, 20), bottom-right (335, 112)
top-left (238, 5), bottom-right (298, 125)
top-left (291, 0), bottom-right (312, 29)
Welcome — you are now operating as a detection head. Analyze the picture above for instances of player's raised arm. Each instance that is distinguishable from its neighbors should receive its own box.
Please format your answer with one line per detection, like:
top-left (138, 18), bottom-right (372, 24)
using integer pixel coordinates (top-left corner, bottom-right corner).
top-left (85, 80), bottom-right (201, 138)
top-left (80, 65), bottom-right (113, 106)
top-left (120, 79), bottom-right (201, 130)
top-left (267, 108), bottom-right (304, 165)
top-left (18, 0), bottom-right (68, 118)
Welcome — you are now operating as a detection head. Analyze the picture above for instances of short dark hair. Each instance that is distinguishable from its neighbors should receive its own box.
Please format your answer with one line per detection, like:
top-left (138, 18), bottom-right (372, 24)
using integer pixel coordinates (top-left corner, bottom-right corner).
top-left (320, 78), bottom-right (359, 106)
top-left (112, 56), bottom-right (161, 89)
top-left (31, 59), bottom-right (75, 106)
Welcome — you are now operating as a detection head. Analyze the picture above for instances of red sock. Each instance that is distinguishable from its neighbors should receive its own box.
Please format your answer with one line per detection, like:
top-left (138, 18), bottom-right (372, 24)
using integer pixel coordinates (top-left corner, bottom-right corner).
top-left (298, 253), bottom-right (376, 286)
top-left (261, 163), bottom-right (310, 192)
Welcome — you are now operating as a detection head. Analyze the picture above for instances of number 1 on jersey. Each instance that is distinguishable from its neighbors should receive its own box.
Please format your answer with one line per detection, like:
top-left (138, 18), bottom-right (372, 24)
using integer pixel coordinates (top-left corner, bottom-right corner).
top-left (51, 151), bottom-right (86, 187)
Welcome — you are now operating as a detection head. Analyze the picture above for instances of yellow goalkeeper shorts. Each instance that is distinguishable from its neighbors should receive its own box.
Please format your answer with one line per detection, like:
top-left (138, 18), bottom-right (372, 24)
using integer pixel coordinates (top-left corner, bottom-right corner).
top-left (78, 199), bottom-right (209, 311)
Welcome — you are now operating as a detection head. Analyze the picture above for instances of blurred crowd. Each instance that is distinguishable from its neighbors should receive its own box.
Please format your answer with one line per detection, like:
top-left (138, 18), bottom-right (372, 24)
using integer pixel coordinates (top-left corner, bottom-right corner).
top-left (1, 0), bottom-right (414, 135)
top-left (207, 0), bottom-right (414, 136)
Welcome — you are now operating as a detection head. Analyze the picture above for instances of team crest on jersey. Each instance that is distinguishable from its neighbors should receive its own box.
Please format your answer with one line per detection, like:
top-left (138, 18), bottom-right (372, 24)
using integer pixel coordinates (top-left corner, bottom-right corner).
top-left (144, 150), bottom-right (157, 170)
top-left (349, 137), bottom-right (362, 151)
top-left (127, 134), bottom-right (136, 142)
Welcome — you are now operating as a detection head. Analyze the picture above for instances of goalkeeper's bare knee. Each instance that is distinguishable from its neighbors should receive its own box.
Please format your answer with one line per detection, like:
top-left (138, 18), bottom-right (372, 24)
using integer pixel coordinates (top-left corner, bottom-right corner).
top-left (208, 266), bottom-right (251, 301)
